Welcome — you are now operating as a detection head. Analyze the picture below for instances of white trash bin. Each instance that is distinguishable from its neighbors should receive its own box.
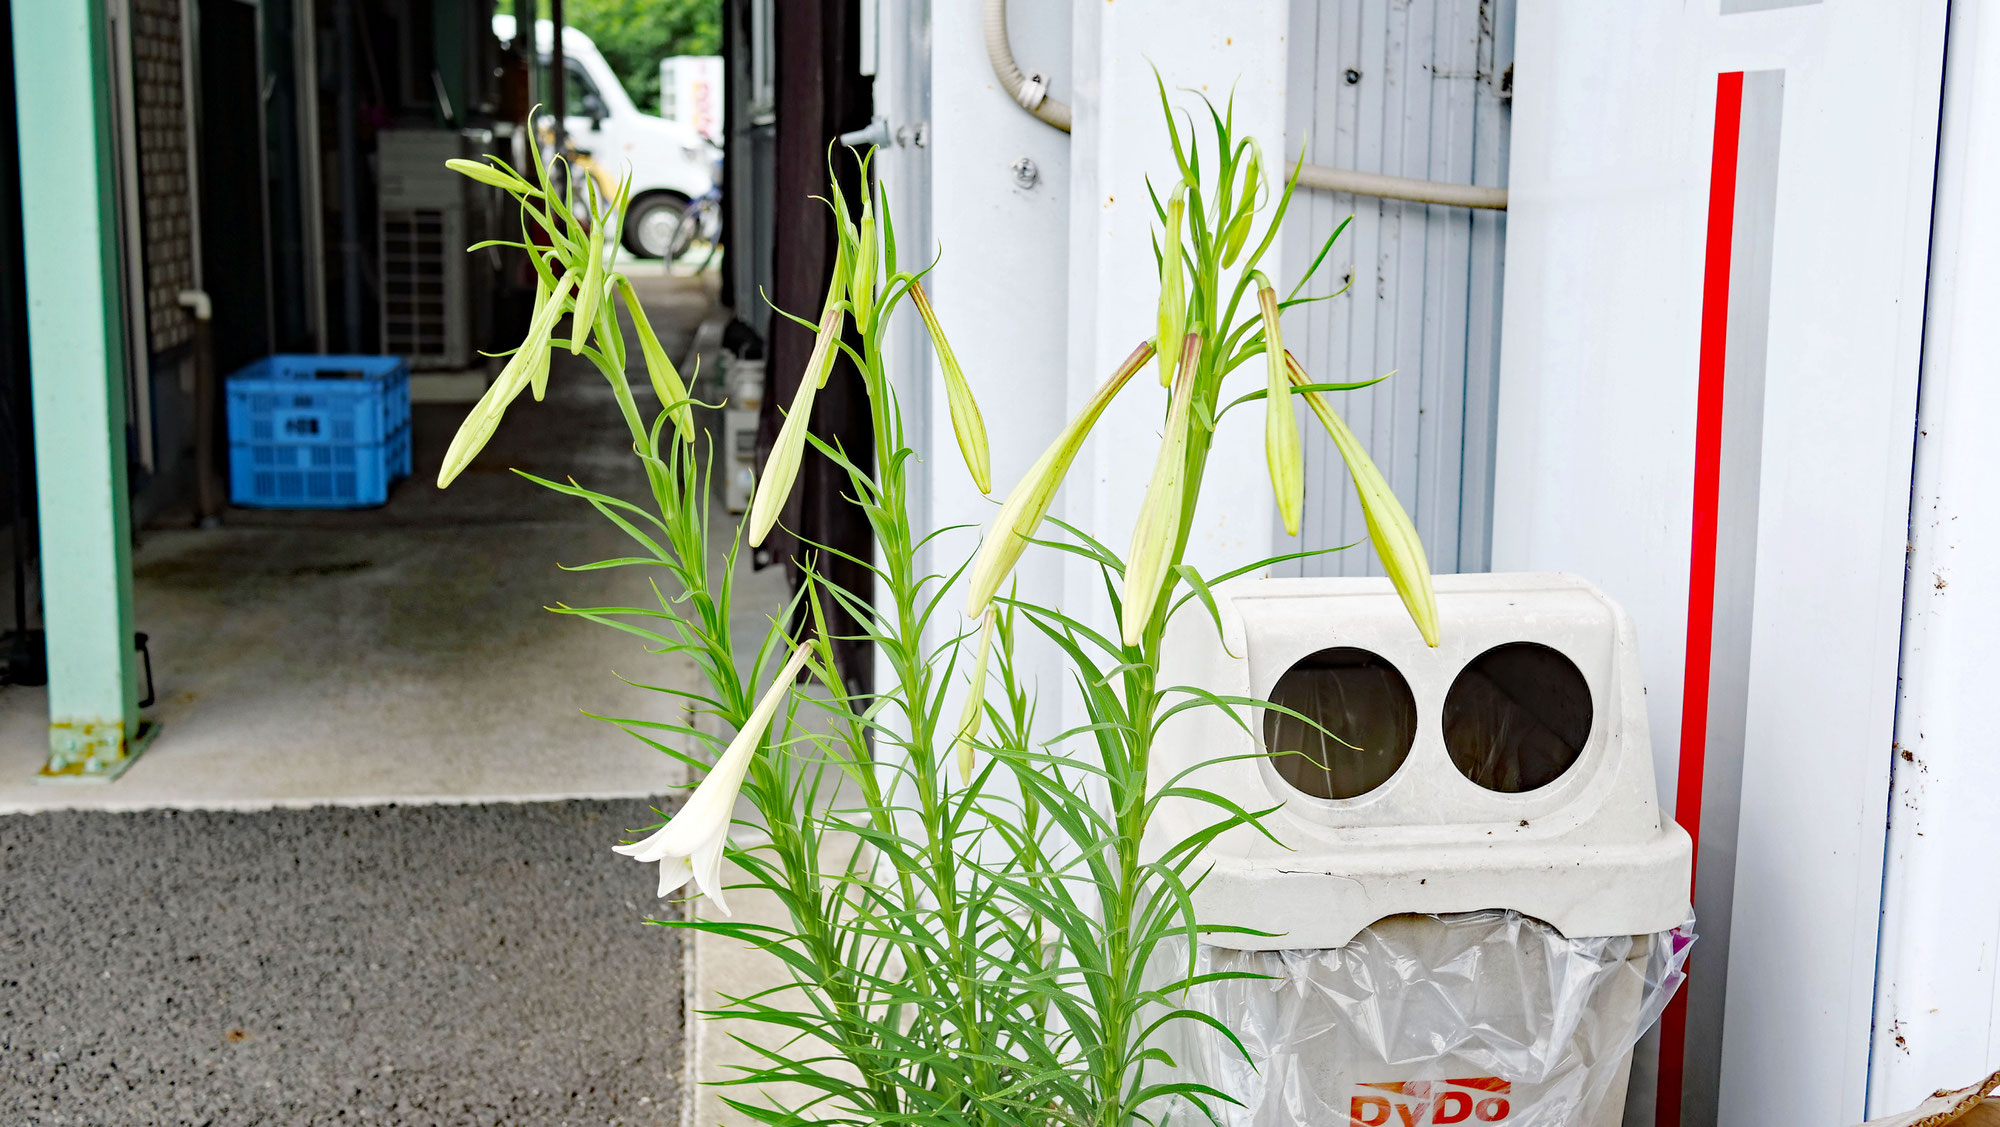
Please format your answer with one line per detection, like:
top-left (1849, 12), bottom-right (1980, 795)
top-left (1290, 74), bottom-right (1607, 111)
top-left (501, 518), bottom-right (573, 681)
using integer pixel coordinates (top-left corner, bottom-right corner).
top-left (1145, 573), bottom-right (1693, 1127)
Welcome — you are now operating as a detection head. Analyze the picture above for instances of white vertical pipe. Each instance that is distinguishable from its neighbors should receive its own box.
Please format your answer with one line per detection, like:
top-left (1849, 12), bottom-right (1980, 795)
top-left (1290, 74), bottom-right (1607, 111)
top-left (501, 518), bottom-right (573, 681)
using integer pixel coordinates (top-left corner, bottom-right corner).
top-left (1869, 0), bottom-right (2000, 1111)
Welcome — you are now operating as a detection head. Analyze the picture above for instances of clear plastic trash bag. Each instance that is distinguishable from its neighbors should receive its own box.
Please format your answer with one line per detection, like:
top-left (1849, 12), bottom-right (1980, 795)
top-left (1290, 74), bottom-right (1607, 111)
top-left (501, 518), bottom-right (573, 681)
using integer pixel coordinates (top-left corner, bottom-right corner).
top-left (1151, 910), bottom-right (1694, 1127)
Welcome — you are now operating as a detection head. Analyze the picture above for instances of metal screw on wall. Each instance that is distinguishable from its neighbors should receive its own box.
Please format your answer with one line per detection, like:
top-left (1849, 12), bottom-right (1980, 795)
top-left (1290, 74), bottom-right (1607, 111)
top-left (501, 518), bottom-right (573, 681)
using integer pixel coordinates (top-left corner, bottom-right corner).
top-left (1011, 157), bottom-right (1040, 189)
top-left (1345, 68), bottom-right (1362, 85)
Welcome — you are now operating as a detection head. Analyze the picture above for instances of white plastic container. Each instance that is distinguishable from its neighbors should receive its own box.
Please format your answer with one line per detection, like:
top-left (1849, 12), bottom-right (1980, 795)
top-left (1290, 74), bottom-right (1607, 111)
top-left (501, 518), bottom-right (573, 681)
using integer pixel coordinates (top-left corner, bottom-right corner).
top-left (1145, 572), bottom-right (1693, 1127)
top-left (721, 356), bottom-right (764, 514)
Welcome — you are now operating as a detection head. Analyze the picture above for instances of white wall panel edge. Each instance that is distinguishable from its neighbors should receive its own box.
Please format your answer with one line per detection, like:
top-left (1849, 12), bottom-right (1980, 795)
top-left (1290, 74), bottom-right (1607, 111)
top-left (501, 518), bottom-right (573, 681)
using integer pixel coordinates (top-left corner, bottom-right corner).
top-left (1869, 0), bottom-right (2000, 1112)
top-left (1717, 5), bottom-right (1945, 1123)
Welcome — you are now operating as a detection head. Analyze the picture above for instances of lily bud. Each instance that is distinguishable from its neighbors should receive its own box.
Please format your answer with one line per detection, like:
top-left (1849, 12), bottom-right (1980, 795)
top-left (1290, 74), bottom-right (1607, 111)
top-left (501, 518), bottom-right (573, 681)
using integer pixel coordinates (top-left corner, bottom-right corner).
top-left (1120, 333), bottom-right (1201, 647)
top-left (618, 276), bottom-right (695, 443)
top-left (746, 304), bottom-right (845, 546)
top-left (965, 339), bottom-right (1155, 617)
top-left (1257, 279), bottom-right (1303, 535)
top-left (1222, 140), bottom-right (1261, 266)
top-left (446, 157), bottom-right (542, 198)
top-left (1287, 353), bottom-right (1440, 646)
top-left (1157, 182), bottom-right (1187, 387)
top-left (1219, 214), bottom-right (1253, 270)
top-left (439, 269), bottom-right (577, 487)
top-left (910, 282), bottom-right (991, 494)
top-left (748, 378), bottom-right (819, 550)
top-left (821, 226), bottom-right (850, 322)
top-left (528, 271), bottom-right (555, 401)
top-left (953, 610), bottom-right (997, 782)
top-left (853, 215), bottom-right (878, 327)
top-left (570, 193), bottom-right (607, 355)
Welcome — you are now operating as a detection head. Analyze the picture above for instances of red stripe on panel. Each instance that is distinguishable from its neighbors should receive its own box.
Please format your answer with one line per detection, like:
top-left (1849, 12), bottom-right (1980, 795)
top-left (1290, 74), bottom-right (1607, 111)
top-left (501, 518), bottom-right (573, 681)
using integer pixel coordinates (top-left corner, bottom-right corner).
top-left (1658, 69), bottom-right (1744, 1127)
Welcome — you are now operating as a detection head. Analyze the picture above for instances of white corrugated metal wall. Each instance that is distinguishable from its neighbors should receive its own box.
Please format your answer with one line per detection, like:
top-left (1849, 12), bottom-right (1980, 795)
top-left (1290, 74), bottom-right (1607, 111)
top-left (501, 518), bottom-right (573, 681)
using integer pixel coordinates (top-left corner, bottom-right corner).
top-left (1279, 0), bottom-right (1513, 577)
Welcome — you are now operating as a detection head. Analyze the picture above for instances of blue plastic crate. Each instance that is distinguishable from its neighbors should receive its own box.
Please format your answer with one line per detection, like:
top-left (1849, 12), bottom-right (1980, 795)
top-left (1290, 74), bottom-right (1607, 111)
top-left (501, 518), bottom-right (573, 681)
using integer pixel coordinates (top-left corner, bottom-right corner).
top-left (225, 355), bottom-right (413, 509)
top-left (225, 354), bottom-right (410, 447)
top-left (228, 427), bottom-right (412, 509)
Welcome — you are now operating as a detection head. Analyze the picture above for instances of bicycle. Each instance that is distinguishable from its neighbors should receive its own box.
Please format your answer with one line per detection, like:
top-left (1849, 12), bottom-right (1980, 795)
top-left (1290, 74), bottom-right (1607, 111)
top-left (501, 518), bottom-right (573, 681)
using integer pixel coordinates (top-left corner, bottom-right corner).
top-left (667, 148), bottom-right (723, 275)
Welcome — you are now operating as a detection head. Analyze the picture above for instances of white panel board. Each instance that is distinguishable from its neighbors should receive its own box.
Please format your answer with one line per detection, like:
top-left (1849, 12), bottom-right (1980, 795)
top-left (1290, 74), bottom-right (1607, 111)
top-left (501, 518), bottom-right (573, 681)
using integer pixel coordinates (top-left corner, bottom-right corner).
top-left (1492, 2), bottom-right (1946, 1124)
top-left (911, 0), bottom-right (1073, 700)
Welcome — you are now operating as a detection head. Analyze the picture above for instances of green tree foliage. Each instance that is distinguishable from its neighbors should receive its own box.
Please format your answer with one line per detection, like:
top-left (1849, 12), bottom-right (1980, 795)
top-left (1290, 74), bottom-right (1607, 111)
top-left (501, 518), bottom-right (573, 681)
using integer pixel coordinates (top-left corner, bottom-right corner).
top-left (549, 0), bottom-right (719, 113)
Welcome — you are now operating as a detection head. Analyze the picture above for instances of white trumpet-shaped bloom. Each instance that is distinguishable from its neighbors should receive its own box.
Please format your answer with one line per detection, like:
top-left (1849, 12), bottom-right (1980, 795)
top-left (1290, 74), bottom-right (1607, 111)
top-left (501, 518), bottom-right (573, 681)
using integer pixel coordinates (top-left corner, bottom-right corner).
top-left (613, 642), bottom-right (814, 914)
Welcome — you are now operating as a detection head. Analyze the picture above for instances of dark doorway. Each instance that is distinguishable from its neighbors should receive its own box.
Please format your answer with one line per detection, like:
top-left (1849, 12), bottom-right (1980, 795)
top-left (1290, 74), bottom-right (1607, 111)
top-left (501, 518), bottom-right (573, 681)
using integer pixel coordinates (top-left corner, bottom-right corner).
top-left (195, 0), bottom-right (273, 378)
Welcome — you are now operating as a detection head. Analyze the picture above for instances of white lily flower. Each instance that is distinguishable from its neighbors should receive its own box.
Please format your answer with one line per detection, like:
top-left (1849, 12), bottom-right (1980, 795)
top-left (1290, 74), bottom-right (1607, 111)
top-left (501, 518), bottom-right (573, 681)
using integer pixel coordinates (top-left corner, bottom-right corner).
top-left (614, 642), bottom-right (814, 914)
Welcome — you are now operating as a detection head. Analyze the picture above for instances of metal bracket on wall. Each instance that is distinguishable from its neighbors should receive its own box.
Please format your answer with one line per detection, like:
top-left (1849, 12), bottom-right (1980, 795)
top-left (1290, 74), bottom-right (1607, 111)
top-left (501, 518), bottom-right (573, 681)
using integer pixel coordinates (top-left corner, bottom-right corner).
top-left (838, 117), bottom-right (895, 149)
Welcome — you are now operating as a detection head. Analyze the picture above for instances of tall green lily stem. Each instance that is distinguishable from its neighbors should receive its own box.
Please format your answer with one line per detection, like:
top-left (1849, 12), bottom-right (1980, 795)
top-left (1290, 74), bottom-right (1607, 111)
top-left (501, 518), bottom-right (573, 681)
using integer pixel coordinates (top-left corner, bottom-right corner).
top-left (440, 84), bottom-right (1437, 1127)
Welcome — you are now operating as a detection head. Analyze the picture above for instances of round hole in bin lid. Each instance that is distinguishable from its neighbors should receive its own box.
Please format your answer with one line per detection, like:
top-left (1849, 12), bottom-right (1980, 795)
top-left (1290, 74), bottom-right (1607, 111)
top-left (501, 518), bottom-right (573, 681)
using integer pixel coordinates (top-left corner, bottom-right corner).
top-left (1263, 647), bottom-right (1418, 800)
top-left (1443, 642), bottom-right (1593, 793)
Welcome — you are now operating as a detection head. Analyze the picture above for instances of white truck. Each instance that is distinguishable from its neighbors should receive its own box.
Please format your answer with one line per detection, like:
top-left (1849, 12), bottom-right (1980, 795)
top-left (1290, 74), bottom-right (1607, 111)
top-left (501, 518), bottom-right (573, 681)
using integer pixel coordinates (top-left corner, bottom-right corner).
top-left (492, 16), bottom-right (717, 258)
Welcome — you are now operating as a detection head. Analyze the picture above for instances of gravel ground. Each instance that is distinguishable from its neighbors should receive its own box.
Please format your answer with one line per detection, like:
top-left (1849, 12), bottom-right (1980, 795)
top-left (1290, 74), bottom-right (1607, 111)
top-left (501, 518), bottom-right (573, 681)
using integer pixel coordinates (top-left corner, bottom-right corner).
top-left (0, 799), bottom-right (683, 1126)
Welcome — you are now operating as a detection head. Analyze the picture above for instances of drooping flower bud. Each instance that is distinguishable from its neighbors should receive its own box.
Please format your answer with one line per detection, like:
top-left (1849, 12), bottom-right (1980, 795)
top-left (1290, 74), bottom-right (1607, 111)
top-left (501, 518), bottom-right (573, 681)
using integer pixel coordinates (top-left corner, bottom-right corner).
top-left (747, 304), bottom-right (845, 546)
top-left (1257, 278), bottom-right (1303, 536)
top-left (439, 268), bottom-right (577, 487)
top-left (747, 379), bottom-right (819, 550)
top-left (822, 236), bottom-right (850, 322)
top-left (1286, 353), bottom-right (1440, 646)
top-left (446, 157), bottom-right (542, 198)
top-left (1120, 333), bottom-right (1201, 647)
top-left (528, 269), bottom-right (555, 401)
top-left (953, 610), bottom-right (997, 782)
top-left (618, 275), bottom-right (695, 442)
top-left (910, 281), bottom-right (991, 494)
top-left (1157, 182), bottom-right (1188, 387)
top-left (570, 185), bottom-right (608, 355)
top-left (965, 340), bottom-right (1156, 617)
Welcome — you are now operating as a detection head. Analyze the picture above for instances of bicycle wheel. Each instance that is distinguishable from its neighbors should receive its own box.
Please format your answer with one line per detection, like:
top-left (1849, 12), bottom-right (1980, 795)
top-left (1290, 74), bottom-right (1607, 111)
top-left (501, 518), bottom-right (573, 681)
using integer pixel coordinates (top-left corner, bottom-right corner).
top-left (667, 202), bottom-right (709, 261)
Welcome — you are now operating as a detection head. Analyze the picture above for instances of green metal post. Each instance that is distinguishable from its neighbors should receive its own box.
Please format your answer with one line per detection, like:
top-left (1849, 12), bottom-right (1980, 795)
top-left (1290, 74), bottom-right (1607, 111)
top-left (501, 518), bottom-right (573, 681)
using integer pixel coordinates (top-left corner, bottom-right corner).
top-left (11, 0), bottom-right (143, 780)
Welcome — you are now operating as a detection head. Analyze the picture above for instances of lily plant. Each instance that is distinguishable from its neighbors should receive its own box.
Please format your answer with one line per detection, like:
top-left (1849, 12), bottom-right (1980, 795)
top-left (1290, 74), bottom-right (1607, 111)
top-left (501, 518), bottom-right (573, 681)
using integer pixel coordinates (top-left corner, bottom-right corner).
top-left (442, 86), bottom-right (1436, 1127)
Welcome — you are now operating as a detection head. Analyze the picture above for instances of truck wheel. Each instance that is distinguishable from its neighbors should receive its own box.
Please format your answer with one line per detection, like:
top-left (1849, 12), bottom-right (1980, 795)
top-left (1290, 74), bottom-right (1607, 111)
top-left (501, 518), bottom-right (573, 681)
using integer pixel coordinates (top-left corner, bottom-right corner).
top-left (622, 193), bottom-right (689, 259)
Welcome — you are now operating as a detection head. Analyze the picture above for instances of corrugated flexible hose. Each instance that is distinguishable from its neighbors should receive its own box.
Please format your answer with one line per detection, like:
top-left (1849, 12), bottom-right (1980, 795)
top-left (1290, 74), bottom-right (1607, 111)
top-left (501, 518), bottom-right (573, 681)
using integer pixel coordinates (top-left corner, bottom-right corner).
top-left (979, 0), bottom-right (1508, 211)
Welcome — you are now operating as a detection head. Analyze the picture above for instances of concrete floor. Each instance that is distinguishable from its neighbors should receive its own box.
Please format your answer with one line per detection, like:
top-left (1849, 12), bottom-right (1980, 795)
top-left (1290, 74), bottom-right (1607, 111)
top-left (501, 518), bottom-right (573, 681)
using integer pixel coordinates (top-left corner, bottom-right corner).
top-left (0, 269), bottom-right (786, 813)
top-left (0, 265), bottom-right (806, 1127)
top-left (1, 799), bottom-right (685, 1126)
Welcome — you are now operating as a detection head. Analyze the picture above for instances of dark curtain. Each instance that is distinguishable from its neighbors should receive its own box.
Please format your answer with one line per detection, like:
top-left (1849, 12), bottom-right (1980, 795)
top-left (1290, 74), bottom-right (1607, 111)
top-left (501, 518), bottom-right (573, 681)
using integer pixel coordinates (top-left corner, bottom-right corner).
top-left (757, 0), bottom-right (874, 693)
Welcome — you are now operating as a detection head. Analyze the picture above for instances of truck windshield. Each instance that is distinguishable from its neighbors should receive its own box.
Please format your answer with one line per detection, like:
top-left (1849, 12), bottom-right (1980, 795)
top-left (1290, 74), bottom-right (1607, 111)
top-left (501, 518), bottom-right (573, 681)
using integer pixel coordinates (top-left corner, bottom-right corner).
top-left (555, 58), bottom-right (601, 117)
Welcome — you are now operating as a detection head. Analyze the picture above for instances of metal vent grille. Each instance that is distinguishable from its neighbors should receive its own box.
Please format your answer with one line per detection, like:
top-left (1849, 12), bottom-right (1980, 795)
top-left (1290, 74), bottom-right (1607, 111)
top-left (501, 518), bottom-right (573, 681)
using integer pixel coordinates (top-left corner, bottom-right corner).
top-left (376, 130), bottom-right (472, 368)
top-left (380, 207), bottom-right (463, 365)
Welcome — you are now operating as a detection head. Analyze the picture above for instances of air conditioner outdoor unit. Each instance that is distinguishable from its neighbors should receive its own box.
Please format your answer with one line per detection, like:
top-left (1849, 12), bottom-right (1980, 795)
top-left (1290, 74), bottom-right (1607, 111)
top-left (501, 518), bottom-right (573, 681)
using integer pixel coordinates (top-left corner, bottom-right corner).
top-left (378, 130), bottom-right (472, 370)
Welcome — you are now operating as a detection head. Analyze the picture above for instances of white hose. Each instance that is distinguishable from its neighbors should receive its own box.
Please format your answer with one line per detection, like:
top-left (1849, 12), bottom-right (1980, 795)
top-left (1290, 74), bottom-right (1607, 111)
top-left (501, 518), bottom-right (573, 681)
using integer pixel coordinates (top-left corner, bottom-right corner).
top-left (982, 0), bottom-right (1071, 130)
top-left (978, 0), bottom-right (1507, 211)
top-left (1294, 164), bottom-right (1509, 211)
